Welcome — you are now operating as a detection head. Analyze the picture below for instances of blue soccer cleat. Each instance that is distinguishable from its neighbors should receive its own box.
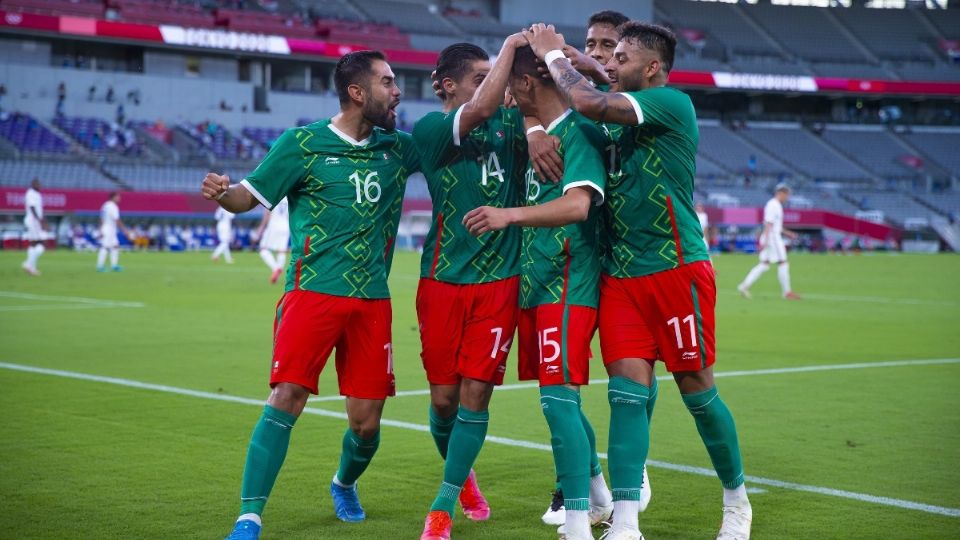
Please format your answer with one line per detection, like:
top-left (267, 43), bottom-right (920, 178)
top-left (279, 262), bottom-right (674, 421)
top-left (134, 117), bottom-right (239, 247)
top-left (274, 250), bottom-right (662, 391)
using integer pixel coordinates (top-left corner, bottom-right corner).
top-left (225, 519), bottom-right (260, 540)
top-left (111, 265), bottom-right (123, 272)
top-left (330, 480), bottom-right (366, 522)
top-left (96, 266), bottom-right (107, 272)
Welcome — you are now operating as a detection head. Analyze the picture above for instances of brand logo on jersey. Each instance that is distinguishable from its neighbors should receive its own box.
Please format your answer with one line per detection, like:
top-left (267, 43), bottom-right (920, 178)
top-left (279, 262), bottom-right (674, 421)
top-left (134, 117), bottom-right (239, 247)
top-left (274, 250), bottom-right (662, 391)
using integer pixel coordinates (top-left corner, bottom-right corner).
top-left (382, 152), bottom-right (390, 160)
top-left (496, 130), bottom-right (504, 139)
top-left (682, 351), bottom-right (699, 360)
top-left (325, 157), bottom-right (340, 164)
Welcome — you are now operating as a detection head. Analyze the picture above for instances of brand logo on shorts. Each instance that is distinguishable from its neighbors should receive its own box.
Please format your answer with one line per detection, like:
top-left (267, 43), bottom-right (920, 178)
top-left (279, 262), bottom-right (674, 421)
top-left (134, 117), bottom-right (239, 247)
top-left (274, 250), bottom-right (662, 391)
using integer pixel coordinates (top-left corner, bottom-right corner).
top-left (546, 365), bottom-right (560, 374)
top-left (272, 360), bottom-right (280, 372)
top-left (325, 157), bottom-right (340, 164)
top-left (682, 351), bottom-right (699, 360)
top-left (497, 365), bottom-right (506, 373)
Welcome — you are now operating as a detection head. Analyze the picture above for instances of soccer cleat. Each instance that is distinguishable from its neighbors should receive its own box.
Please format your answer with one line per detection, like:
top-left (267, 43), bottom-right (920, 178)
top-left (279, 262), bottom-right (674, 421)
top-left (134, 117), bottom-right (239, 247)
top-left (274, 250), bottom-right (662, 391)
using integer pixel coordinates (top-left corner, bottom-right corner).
top-left (589, 502), bottom-right (613, 527)
top-left (717, 501), bottom-right (752, 540)
top-left (225, 519), bottom-right (261, 540)
top-left (21, 263), bottom-right (39, 276)
top-left (542, 488), bottom-right (565, 526)
top-left (420, 510), bottom-right (452, 540)
top-left (558, 523), bottom-right (596, 540)
top-left (599, 527), bottom-right (645, 540)
top-left (111, 265), bottom-right (123, 272)
top-left (459, 469), bottom-right (491, 521)
top-left (737, 284), bottom-right (752, 299)
top-left (270, 268), bottom-right (282, 284)
top-left (638, 465), bottom-right (652, 512)
top-left (783, 291), bottom-right (801, 300)
top-left (330, 481), bottom-right (366, 522)
top-left (96, 266), bottom-right (107, 272)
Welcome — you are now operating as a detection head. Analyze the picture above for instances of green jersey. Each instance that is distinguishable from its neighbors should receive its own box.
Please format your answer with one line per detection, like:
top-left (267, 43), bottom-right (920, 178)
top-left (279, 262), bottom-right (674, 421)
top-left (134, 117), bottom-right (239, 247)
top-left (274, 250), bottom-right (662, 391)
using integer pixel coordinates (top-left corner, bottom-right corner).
top-left (521, 110), bottom-right (608, 309)
top-left (241, 120), bottom-right (420, 298)
top-left (414, 105), bottom-right (526, 284)
top-left (603, 86), bottom-right (708, 278)
top-left (595, 83), bottom-right (624, 143)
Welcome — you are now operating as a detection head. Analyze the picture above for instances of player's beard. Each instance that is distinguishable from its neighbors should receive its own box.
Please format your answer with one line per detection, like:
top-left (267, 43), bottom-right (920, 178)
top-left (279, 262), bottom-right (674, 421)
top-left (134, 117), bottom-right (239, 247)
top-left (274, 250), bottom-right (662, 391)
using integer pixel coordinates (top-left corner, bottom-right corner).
top-left (364, 98), bottom-right (397, 132)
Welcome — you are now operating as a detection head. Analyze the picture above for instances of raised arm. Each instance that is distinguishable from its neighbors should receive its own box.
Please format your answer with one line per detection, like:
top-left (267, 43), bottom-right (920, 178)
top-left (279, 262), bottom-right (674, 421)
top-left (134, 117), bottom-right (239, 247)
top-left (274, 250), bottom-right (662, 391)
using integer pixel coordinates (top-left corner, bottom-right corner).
top-left (201, 172), bottom-right (259, 214)
top-left (525, 25), bottom-right (637, 125)
top-left (456, 33), bottom-right (528, 138)
top-left (462, 187), bottom-right (593, 235)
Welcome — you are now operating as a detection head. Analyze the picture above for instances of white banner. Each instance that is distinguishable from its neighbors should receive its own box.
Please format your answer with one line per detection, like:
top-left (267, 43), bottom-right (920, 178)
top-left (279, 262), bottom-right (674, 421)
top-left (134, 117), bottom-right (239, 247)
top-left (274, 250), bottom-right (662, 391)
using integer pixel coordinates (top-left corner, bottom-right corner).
top-left (159, 26), bottom-right (290, 55)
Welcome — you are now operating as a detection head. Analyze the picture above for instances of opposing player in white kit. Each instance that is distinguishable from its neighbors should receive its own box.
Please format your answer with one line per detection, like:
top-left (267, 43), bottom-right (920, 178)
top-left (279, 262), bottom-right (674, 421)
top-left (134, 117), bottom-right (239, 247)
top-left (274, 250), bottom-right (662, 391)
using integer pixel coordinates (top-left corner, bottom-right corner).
top-left (211, 206), bottom-right (235, 264)
top-left (738, 184), bottom-right (800, 300)
top-left (696, 202), bottom-right (711, 254)
top-left (255, 196), bottom-right (289, 284)
top-left (96, 192), bottom-right (131, 272)
top-left (21, 178), bottom-right (47, 276)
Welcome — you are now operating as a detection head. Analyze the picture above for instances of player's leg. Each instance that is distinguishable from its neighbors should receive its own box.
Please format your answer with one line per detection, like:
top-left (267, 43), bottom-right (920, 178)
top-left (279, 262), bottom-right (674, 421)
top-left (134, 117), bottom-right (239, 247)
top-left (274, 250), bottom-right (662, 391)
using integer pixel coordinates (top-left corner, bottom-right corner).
top-left (223, 239), bottom-right (234, 264)
top-left (775, 241), bottom-right (798, 299)
top-left (109, 247), bottom-right (121, 270)
top-left (599, 275), bottom-right (656, 538)
top-left (655, 262), bottom-right (751, 539)
top-left (737, 258), bottom-right (769, 298)
top-left (226, 291), bottom-right (342, 538)
top-left (417, 278), bottom-right (465, 460)
top-left (258, 247), bottom-right (277, 270)
top-left (271, 250), bottom-right (288, 284)
top-left (96, 245), bottom-right (108, 270)
top-left (331, 298), bottom-right (395, 522)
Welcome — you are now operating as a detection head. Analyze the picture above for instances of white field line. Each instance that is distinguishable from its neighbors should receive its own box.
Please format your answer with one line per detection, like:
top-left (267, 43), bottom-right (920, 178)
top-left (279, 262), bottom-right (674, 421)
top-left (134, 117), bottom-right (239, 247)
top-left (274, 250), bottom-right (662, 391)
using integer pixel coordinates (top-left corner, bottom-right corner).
top-left (0, 291), bottom-right (145, 309)
top-left (1, 361), bottom-right (958, 518)
top-left (717, 289), bottom-right (957, 306)
top-left (305, 357), bottom-right (960, 402)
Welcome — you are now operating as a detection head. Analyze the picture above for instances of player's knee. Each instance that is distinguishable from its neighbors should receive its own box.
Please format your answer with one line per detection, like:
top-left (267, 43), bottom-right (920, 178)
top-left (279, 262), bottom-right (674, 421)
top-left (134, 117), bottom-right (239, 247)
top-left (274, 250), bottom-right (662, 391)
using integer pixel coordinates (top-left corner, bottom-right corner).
top-left (459, 378), bottom-right (494, 411)
top-left (268, 383), bottom-right (309, 415)
top-left (430, 394), bottom-right (458, 418)
top-left (349, 419), bottom-right (380, 440)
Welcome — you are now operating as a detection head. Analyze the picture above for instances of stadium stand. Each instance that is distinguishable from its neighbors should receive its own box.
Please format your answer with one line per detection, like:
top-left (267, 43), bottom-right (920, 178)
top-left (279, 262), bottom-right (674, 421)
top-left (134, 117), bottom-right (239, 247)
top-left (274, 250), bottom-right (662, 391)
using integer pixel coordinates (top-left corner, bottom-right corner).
top-left (109, 0), bottom-right (216, 28)
top-left (351, 0), bottom-right (459, 36)
top-left (104, 164), bottom-right (248, 192)
top-left (848, 189), bottom-right (940, 226)
top-left (0, 159), bottom-right (115, 189)
top-left (0, 113), bottom-right (71, 155)
top-left (900, 127), bottom-right (960, 174)
top-left (820, 125), bottom-right (922, 180)
top-left (0, 0), bottom-right (104, 18)
top-left (54, 117), bottom-right (142, 157)
top-left (696, 122), bottom-right (794, 178)
top-left (737, 122), bottom-right (873, 181)
top-left (748, 4), bottom-right (869, 64)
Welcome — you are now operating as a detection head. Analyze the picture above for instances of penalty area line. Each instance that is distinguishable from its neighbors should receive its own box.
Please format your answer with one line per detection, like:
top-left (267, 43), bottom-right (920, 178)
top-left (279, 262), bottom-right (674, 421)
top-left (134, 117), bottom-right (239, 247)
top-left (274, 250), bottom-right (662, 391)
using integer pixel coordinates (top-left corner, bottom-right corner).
top-left (0, 361), bottom-right (958, 518)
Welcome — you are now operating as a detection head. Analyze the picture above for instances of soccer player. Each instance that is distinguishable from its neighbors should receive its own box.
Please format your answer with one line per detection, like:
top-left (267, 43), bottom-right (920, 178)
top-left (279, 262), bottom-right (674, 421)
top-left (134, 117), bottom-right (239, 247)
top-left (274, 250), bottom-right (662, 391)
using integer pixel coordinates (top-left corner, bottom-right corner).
top-left (414, 35), bottom-right (541, 540)
top-left (697, 202), bottom-right (711, 254)
top-left (21, 178), bottom-right (46, 276)
top-left (96, 192), bottom-right (130, 272)
top-left (738, 184), bottom-right (800, 300)
top-left (462, 44), bottom-right (613, 540)
top-left (212, 206), bottom-right (235, 264)
top-left (255, 196), bottom-right (289, 283)
top-left (202, 50), bottom-right (420, 540)
top-left (528, 22), bottom-right (753, 540)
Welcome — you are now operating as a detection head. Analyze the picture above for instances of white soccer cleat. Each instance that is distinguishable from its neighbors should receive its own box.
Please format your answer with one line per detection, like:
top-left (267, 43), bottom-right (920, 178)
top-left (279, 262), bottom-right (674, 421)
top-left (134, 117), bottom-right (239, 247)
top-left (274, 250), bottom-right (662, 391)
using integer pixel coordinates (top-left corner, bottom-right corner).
top-left (638, 466), bottom-right (652, 512)
top-left (589, 502), bottom-right (613, 527)
top-left (558, 523), bottom-right (598, 540)
top-left (599, 527), bottom-right (645, 540)
top-left (737, 284), bottom-right (752, 299)
top-left (543, 489), bottom-right (566, 526)
top-left (717, 501), bottom-right (752, 540)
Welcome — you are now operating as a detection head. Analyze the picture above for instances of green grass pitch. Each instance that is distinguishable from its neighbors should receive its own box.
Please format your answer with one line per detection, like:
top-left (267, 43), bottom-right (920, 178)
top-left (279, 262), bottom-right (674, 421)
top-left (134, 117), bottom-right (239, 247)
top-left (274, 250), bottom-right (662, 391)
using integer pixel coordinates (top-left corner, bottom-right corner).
top-left (1, 249), bottom-right (958, 539)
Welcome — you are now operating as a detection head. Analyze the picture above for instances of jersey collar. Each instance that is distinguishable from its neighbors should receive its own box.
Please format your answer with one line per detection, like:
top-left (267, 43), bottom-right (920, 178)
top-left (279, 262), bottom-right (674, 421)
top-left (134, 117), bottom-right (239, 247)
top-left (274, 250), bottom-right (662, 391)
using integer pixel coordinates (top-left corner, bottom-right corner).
top-left (327, 123), bottom-right (372, 147)
top-left (545, 109), bottom-right (573, 134)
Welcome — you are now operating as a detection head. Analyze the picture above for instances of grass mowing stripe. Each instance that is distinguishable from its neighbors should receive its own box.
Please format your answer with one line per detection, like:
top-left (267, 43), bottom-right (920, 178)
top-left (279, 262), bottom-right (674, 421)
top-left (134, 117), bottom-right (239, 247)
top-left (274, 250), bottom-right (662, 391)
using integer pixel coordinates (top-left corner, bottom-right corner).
top-left (305, 358), bottom-right (960, 401)
top-left (0, 291), bottom-right (145, 308)
top-left (2, 360), bottom-right (959, 519)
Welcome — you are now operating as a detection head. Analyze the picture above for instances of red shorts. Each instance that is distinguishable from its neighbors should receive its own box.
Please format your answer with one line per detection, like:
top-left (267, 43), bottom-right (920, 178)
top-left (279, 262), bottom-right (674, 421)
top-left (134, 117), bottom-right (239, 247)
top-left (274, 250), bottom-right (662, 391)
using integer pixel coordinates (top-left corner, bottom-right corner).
top-left (416, 277), bottom-right (519, 385)
top-left (270, 290), bottom-right (395, 399)
top-left (599, 261), bottom-right (716, 373)
top-left (518, 303), bottom-right (597, 386)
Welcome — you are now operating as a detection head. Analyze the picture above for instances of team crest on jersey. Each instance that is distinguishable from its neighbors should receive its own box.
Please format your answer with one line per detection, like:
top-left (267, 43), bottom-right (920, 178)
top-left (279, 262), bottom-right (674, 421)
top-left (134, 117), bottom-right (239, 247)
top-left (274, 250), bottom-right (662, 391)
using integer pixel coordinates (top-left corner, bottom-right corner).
top-left (382, 152), bottom-right (390, 160)
top-left (496, 130), bottom-right (504, 139)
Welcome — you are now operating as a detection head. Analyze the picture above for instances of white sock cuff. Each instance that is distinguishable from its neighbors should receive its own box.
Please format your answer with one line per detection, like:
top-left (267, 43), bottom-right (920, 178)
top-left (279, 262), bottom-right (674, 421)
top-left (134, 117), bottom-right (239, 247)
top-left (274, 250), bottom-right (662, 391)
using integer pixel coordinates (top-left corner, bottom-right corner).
top-left (237, 513), bottom-right (261, 526)
top-left (332, 473), bottom-right (353, 488)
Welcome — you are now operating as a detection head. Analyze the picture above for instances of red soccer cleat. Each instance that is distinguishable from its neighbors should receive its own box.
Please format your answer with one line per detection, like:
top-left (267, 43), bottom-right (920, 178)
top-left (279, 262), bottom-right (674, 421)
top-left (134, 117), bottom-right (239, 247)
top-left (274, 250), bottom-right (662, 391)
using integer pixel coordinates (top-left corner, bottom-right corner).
top-left (270, 268), bottom-right (283, 284)
top-left (420, 510), bottom-right (452, 540)
top-left (459, 469), bottom-right (491, 521)
top-left (784, 291), bottom-right (802, 300)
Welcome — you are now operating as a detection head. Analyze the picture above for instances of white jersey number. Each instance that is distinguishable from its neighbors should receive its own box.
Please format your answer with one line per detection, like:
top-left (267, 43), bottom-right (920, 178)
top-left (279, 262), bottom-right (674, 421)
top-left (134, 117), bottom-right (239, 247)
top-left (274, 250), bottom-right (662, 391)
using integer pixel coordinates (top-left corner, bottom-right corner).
top-left (480, 152), bottom-right (505, 186)
top-left (351, 171), bottom-right (382, 203)
top-left (539, 327), bottom-right (561, 363)
top-left (489, 327), bottom-right (512, 359)
top-left (667, 315), bottom-right (698, 349)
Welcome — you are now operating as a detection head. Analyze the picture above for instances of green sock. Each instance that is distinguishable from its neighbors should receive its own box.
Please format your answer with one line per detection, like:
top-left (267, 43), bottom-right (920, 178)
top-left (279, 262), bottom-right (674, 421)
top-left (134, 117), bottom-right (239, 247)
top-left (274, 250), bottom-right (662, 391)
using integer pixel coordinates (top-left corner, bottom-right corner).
top-left (647, 375), bottom-right (659, 425)
top-left (607, 376), bottom-right (650, 501)
top-left (239, 405), bottom-right (298, 516)
top-left (579, 408), bottom-right (602, 477)
top-left (541, 386), bottom-right (591, 511)
top-left (430, 406), bottom-right (489, 515)
top-left (335, 428), bottom-right (381, 486)
top-left (682, 386), bottom-right (745, 489)
top-left (429, 406), bottom-right (456, 460)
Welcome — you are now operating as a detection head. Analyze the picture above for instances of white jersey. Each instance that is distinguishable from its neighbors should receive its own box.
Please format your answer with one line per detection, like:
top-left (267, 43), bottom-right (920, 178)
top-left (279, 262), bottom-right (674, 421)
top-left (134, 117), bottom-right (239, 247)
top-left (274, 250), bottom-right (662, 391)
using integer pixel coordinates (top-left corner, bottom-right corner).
top-left (760, 197), bottom-right (787, 263)
top-left (100, 200), bottom-right (120, 247)
top-left (697, 211), bottom-right (708, 233)
top-left (24, 188), bottom-right (43, 224)
top-left (265, 197), bottom-right (289, 234)
top-left (215, 207), bottom-right (235, 242)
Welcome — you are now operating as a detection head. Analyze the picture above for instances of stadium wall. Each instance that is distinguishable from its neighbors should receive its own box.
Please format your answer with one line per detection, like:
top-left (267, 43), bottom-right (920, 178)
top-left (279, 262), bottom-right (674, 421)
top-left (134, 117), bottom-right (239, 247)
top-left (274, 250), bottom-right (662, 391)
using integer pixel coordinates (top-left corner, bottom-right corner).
top-left (500, 0), bottom-right (652, 27)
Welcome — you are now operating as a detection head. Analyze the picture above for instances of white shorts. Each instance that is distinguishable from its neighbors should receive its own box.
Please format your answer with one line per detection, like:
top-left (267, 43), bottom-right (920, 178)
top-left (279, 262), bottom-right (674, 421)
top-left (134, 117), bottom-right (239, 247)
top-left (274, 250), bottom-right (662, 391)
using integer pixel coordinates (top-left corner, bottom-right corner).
top-left (759, 237), bottom-right (787, 264)
top-left (101, 229), bottom-right (119, 249)
top-left (24, 220), bottom-right (44, 242)
top-left (260, 228), bottom-right (289, 252)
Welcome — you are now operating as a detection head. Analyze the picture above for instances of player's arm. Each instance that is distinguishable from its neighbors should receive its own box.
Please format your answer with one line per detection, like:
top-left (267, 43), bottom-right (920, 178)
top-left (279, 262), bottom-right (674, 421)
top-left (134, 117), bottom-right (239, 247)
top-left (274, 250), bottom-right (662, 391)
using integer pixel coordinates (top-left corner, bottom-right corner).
top-left (29, 206), bottom-right (47, 229)
top-left (524, 115), bottom-right (563, 182)
top-left (202, 173), bottom-right (259, 213)
top-left (758, 222), bottom-right (772, 249)
top-left (525, 25), bottom-right (637, 125)
top-left (116, 218), bottom-right (133, 239)
top-left (537, 45), bottom-right (611, 86)
top-left (783, 228), bottom-right (799, 240)
top-left (456, 32), bottom-right (528, 138)
top-left (462, 187), bottom-right (593, 235)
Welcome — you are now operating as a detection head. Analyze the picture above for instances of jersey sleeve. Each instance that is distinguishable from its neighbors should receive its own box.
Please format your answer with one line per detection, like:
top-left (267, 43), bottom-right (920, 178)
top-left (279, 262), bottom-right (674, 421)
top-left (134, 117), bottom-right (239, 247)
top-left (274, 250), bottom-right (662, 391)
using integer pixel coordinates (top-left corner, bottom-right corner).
top-left (412, 109), bottom-right (457, 169)
top-left (560, 122), bottom-right (608, 205)
top-left (619, 87), bottom-right (693, 130)
top-left (241, 128), bottom-right (306, 209)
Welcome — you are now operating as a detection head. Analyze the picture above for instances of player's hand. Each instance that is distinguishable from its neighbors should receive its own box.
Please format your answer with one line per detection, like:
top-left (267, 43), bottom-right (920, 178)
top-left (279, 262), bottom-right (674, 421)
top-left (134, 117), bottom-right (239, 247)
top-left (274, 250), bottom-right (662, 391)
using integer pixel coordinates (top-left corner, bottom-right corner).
top-left (524, 24), bottom-right (565, 60)
top-left (504, 31), bottom-right (527, 50)
top-left (463, 206), bottom-right (515, 236)
top-left (528, 131), bottom-right (563, 183)
top-left (536, 45), bottom-right (609, 83)
top-left (202, 173), bottom-right (230, 200)
top-left (503, 88), bottom-right (516, 108)
top-left (431, 69), bottom-right (443, 98)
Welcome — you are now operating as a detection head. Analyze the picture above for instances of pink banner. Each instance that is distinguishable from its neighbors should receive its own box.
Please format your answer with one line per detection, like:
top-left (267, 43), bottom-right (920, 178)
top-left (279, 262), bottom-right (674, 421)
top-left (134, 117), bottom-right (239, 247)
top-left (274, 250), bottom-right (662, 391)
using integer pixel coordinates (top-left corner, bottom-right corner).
top-left (1, 188), bottom-right (219, 215)
top-left (715, 207), bottom-right (897, 240)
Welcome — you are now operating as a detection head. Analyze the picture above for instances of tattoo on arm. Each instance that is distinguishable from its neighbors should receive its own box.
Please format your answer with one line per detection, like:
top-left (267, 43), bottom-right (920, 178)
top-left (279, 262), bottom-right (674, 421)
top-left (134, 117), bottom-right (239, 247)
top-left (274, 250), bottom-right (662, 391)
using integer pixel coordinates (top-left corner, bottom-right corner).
top-left (548, 60), bottom-right (637, 125)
